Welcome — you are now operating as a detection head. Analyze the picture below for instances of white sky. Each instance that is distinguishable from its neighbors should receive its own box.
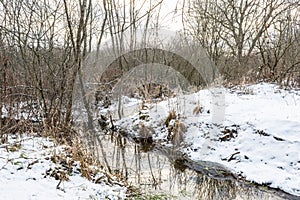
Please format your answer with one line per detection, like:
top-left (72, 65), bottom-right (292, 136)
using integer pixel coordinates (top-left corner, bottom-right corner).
top-left (119, 0), bottom-right (185, 31)
top-left (155, 0), bottom-right (185, 31)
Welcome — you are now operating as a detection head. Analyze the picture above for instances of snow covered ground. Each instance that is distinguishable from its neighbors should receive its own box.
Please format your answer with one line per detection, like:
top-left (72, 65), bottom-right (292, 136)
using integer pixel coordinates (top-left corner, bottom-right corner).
top-left (2, 82), bottom-right (298, 199)
top-left (116, 82), bottom-right (300, 197)
top-left (0, 135), bottom-right (127, 200)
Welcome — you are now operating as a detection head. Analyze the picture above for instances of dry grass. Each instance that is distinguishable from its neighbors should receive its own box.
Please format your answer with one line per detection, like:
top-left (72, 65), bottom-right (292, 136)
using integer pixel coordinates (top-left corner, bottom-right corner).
top-left (164, 110), bottom-right (187, 147)
top-left (193, 105), bottom-right (204, 115)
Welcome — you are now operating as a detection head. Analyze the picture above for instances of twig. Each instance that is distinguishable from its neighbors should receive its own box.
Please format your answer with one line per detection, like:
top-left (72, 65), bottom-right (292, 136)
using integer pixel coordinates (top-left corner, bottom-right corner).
top-left (227, 151), bottom-right (240, 162)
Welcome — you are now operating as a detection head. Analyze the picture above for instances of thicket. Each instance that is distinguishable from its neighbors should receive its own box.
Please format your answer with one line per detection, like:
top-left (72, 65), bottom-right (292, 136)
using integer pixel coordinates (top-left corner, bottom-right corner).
top-left (0, 0), bottom-right (299, 143)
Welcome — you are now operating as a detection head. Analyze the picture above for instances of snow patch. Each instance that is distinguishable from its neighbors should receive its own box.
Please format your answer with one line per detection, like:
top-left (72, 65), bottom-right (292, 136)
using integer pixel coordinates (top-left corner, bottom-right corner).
top-left (116, 82), bottom-right (300, 196)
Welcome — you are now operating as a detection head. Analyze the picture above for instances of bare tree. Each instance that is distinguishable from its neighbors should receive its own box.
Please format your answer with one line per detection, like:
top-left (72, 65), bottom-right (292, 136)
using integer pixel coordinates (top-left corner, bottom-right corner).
top-left (255, 2), bottom-right (300, 85)
top-left (184, 0), bottom-right (225, 65)
top-left (185, 0), bottom-right (295, 81)
top-left (0, 0), bottom-right (68, 125)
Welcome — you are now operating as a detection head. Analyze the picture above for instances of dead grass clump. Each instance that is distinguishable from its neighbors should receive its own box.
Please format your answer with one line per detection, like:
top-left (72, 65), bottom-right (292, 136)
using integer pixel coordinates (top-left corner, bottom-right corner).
top-left (164, 110), bottom-right (176, 128)
top-left (193, 105), bottom-right (204, 115)
top-left (64, 137), bottom-right (100, 180)
top-left (164, 110), bottom-right (187, 147)
top-left (172, 120), bottom-right (187, 146)
top-left (44, 131), bottom-right (103, 184)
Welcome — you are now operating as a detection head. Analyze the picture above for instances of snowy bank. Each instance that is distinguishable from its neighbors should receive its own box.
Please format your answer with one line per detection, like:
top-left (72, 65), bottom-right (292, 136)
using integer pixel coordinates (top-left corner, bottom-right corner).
top-left (0, 135), bottom-right (127, 199)
top-left (116, 83), bottom-right (300, 197)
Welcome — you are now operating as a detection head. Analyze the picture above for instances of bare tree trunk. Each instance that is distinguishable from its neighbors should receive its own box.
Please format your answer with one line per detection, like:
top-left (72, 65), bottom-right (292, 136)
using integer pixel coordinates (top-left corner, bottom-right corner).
top-left (0, 33), bottom-right (3, 139)
top-left (64, 0), bottom-right (87, 126)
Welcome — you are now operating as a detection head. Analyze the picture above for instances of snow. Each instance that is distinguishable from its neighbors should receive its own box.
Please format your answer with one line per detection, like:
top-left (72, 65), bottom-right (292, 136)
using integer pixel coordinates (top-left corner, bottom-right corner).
top-left (0, 135), bottom-right (127, 200)
top-left (2, 82), bottom-right (299, 198)
top-left (115, 82), bottom-right (300, 197)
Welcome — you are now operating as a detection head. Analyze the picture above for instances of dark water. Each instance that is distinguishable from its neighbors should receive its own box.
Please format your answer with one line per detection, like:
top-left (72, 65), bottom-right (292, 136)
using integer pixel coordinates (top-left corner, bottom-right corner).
top-left (92, 132), bottom-right (297, 200)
